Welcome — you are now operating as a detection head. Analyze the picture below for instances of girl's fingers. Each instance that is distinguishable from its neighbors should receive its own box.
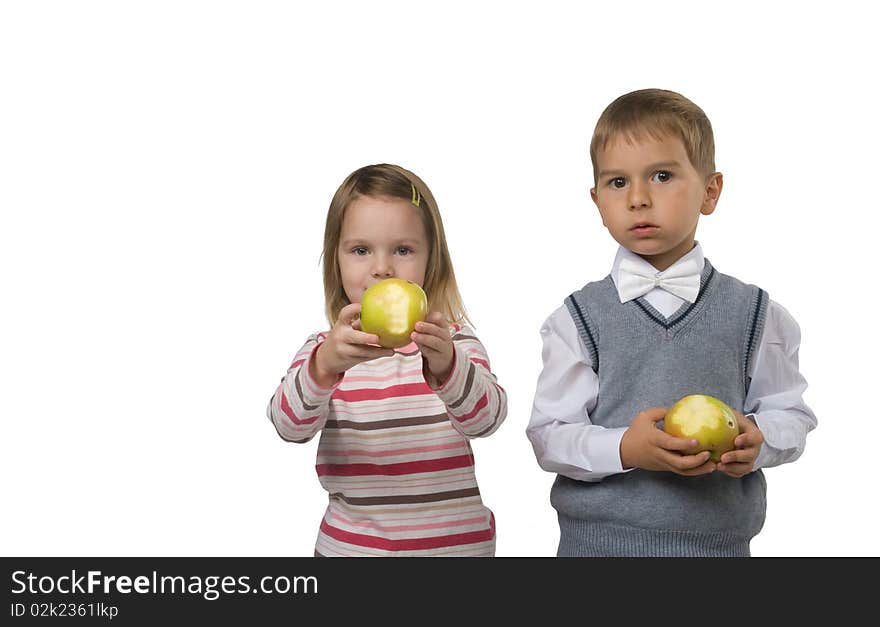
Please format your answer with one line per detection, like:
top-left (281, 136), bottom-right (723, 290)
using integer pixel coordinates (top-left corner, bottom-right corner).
top-left (338, 325), bottom-right (380, 346)
top-left (427, 311), bottom-right (448, 326)
top-left (349, 330), bottom-right (382, 346)
top-left (411, 331), bottom-right (445, 352)
top-left (414, 322), bottom-right (448, 340)
top-left (415, 313), bottom-right (451, 337)
top-left (337, 303), bottom-right (362, 326)
top-left (352, 345), bottom-right (395, 360)
top-left (334, 337), bottom-right (392, 362)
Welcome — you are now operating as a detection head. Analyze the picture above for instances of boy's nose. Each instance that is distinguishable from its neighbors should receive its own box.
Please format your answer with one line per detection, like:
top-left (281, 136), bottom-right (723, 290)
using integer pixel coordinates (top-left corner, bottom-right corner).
top-left (628, 184), bottom-right (651, 209)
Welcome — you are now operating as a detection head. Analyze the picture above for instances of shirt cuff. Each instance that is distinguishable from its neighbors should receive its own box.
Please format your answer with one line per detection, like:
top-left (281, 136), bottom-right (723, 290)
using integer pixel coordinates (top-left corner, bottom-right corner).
top-left (428, 345), bottom-right (469, 404)
top-left (585, 426), bottom-right (629, 475)
top-left (748, 411), bottom-right (803, 471)
top-left (300, 343), bottom-right (343, 405)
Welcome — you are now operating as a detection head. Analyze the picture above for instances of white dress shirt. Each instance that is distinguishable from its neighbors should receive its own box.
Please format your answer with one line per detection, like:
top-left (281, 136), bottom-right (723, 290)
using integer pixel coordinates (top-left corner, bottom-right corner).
top-left (526, 243), bottom-right (817, 481)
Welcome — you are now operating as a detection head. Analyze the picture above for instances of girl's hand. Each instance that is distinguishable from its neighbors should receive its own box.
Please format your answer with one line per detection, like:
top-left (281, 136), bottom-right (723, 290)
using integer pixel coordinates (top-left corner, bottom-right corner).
top-left (717, 412), bottom-right (765, 478)
top-left (311, 303), bottom-right (394, 387)
top-left (412, 312), bottom-right (454, 385)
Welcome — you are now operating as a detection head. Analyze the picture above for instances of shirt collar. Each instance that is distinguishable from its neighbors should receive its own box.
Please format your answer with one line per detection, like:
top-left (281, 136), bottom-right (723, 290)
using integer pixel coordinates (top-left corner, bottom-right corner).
top-left (610, 242), bottom-right (706, 289)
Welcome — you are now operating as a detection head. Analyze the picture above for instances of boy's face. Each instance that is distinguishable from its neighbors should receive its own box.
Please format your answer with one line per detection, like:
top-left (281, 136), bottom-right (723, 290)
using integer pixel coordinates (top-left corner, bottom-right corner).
top-left (591, 133), bottom-right (722, 271)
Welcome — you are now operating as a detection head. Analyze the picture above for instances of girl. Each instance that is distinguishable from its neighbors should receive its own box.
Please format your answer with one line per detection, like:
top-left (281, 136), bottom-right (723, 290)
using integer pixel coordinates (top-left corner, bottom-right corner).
top-left (267, 163), bottom-right (507, 556)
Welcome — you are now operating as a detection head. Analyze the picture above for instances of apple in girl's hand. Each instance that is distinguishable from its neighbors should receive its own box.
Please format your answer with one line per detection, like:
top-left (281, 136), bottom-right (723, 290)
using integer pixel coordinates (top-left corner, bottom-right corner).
top-left (663, 394), bottom-right (740, 463)
top-left (360, 278), bottom-right (428, 349)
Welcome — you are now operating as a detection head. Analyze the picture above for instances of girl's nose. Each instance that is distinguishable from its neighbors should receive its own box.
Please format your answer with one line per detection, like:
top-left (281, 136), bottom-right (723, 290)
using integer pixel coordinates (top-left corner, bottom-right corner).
top-left (371, 256), bottom-right (394, 278)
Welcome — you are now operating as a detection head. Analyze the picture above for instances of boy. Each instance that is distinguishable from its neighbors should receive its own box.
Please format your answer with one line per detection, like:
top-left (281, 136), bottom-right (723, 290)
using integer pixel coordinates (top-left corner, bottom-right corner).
top-left (526, 89), bottom-right (817, 557)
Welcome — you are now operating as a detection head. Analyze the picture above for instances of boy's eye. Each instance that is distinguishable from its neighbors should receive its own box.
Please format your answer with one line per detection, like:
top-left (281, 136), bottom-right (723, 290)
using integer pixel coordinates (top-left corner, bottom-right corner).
top-left (652, 170), bottom-right (672, 183)
top-left (610, 177), bottom-right (626, 189)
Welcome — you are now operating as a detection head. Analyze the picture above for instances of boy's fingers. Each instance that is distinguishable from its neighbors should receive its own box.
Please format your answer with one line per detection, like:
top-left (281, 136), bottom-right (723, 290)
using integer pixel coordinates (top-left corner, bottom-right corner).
top-left (734, 411), bottom-right (753, 429)
top-left (733, 434), bottom-right (746, 447)
top-left (735, 431), bottom-right (761, 448)
top-left (678, 459), bottom-right (717, 476)
top-left (735, 413), bottom-right (763, 440)
top-left (720, 449), bottom-right (754, 465)
top-left (656, 431), bottom-right (698, 452)
top-left (665, 450), bottom-right (712, 473)
top-left (638, 407), bottom-right (668, 424)
top-left (718, 463), bottom-right (750, 478)
top-left (677, 450), bottom-right (712, 469)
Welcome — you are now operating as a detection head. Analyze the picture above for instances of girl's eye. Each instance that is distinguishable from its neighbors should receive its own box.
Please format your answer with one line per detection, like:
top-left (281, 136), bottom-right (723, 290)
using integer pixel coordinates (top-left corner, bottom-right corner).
top-left (396, 247), bottom-right (412, 256)
top-left (353, 247), bottom-right (368, 256)
top-left (610, 177), bottom-right (626, 189)
top-left (652, 170), bottom-right (672, 183)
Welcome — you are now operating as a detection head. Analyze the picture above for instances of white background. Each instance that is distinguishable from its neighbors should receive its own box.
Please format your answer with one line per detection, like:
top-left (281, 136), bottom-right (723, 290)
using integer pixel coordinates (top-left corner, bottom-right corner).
top-left (2, 1), bottom-right (877, 557)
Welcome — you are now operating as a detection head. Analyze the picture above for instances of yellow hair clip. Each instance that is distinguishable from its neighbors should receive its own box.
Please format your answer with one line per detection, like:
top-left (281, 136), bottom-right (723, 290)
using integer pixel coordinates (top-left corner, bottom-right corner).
top-left (411, 183), bottom-right (421, 207)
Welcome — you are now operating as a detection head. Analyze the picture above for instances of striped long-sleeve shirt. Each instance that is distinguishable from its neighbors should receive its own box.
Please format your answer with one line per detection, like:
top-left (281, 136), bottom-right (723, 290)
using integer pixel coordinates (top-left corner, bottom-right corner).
top-left (267, 324), bottom-right (507, 556)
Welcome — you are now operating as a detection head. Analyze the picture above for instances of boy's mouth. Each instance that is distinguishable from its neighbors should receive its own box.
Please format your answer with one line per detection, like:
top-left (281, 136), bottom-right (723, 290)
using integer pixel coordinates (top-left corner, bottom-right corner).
top-left (630, 222), bottom-right (659, 235)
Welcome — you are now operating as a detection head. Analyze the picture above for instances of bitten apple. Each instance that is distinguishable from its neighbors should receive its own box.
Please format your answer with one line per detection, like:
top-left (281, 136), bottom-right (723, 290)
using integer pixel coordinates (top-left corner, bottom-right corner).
top-left (360, 278), bottom-right (428, 349)
top-left (663, 394), bottom-right (740, 463)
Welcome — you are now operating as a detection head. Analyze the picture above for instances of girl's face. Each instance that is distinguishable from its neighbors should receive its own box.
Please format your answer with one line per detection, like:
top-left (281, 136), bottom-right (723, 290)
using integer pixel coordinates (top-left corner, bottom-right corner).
top-left (337, 195), bottom-right (429, 305)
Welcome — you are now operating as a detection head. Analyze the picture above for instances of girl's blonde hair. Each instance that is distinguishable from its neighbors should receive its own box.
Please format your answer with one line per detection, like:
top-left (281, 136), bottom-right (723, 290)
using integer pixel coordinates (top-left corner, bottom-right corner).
top-left (321, 163), bottom-right (470, 327)
top-left (590, 88), bottom-right (716, 185)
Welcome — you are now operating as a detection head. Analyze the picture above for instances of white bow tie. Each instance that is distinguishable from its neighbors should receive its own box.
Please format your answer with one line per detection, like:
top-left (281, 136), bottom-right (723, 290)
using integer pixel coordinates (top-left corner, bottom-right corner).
top-left (616, 256), bottom-right (702, 304)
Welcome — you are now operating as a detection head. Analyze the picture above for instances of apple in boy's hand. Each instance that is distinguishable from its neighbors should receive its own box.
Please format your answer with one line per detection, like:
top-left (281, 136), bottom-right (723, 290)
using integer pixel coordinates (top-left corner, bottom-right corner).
top-left (360, 278), bottom-right (428, 349)
top-left (663, 394), bottom-right (740, 463)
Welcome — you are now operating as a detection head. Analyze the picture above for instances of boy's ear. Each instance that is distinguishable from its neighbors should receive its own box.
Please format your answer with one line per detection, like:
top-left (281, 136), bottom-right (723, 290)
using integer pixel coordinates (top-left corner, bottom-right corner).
top-left (701, 172), bottom-right (723, 216)
top-left (590, 187), bottom-right (606, 225)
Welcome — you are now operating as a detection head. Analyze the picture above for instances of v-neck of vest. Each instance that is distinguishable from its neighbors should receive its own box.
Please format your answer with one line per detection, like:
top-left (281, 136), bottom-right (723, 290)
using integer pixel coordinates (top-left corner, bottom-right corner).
top-left (628, 260), bottom-right (717, 332)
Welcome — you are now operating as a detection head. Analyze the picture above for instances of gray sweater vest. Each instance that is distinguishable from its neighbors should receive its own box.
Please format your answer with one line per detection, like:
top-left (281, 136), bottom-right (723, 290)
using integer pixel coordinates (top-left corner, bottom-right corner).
top-left (554, 259), bottom-right (769, 556)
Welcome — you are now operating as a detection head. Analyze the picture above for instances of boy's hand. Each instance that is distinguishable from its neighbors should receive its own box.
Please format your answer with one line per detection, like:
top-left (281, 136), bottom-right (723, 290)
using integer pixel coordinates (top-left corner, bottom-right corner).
top-left (717, 412), bottom-right (764, 477)
top-left (311, 303), bottom-right (395, 387)
top-left (620, 407), bottom-right (717, 476)
top-left (412, 312), bottom-right (454, 385)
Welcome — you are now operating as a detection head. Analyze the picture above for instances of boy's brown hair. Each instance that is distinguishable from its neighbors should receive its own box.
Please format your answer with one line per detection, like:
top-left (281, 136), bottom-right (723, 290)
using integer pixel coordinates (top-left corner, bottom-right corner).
top-left (321, 163), bottom-right (470, 327)
top-left (590, 88), bottom-right (716, 185)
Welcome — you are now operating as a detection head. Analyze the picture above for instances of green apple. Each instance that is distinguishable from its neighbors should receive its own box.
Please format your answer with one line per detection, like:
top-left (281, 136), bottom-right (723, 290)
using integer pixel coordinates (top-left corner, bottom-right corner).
top-left (360, 278), bottom-right (428, 349)
top-left (663, 394), bottom-right (740, 463)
